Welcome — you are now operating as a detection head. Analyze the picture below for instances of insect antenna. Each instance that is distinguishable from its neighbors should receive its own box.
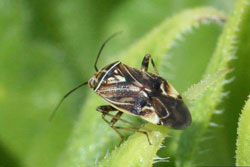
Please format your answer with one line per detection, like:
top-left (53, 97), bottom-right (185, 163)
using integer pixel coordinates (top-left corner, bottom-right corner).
top-left (94, 31), bottom-right (122, 72)
top-left (49, 81), bottom-right (88, 121)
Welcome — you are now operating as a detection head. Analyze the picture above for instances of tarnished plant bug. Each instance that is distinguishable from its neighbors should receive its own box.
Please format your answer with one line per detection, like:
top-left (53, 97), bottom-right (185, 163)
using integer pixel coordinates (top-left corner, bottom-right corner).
top-left (51, 32), bottom-right (192, 145)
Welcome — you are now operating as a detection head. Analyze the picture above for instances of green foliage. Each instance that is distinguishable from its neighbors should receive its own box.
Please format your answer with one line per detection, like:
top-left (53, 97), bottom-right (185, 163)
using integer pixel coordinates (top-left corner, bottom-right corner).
top-left (236, 97), bottom-right (250, 165)
top-left (0, 0), bottom-right (249, 167)
top-left (99, 124), bottom-right (167, 167)
top-left (175, 0), bottom-right (250, 166)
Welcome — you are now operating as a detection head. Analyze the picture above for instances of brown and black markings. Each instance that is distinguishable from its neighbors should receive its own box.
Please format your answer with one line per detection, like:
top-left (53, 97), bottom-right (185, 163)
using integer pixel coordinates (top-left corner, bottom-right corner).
top-left (51, 33), bottom-right (192, 145)
top-left (91, 55), bottom-right (191, 130)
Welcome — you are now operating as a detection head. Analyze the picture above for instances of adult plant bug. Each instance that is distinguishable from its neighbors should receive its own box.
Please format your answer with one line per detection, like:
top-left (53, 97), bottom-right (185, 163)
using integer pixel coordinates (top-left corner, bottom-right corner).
top-left (51, 32), bottom-right (192, 144)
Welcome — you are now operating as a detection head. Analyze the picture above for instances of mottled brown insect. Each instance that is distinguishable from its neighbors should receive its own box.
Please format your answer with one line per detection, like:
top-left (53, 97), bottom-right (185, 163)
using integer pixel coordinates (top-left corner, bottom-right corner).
top-left (51, 33), bottom-right (192, 144)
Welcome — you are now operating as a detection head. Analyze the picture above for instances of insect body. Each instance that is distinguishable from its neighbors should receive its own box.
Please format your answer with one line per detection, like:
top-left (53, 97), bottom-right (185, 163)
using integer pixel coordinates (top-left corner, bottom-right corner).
top-left (52, 33), bottom-right (191, 144)
top-left (88, 55), bottom-right (191, 130)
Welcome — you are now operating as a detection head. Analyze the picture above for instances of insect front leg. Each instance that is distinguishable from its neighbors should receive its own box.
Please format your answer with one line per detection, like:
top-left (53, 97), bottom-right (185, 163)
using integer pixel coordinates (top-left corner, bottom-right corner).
top-left (141, 54), bottom-right (159, 75)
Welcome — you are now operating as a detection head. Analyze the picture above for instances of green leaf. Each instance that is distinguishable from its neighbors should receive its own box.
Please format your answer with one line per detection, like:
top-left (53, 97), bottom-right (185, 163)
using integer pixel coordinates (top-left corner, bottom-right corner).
top-left (100, 125), bottom-right (167, 167)
top-left (59, 7), bottom-right (226, 167)
top-left (183, 67), bottom-right (231, 105)
top-left (175, 0), bottom-right (250, 166)
top-left (236, 97), bottom-right (250, 165)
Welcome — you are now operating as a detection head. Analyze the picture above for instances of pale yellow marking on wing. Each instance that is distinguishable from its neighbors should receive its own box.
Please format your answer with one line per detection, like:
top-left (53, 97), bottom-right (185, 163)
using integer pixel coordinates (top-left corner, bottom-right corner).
top-left (141, 106), bottom-right (155, 110)
top-left (115, 75), bottom-right (126, 82)
top-left (142, 112), bottom-right (160, 125)
top-left (141, 108), bottom-right (160, 125)
top-left (107, 77), bottom-right (116, 84)
top-left (160, 83), bottom-right (168, 96)
top-left (168, 84), bottom-right (179, 98)
top-left (160, 82), bottom-right (179, 98)
top-left (141, 90), bottom-right (148, 98)
top-left (106, 75), bottom-right (126, 84)
top-left (139, 106), bottom-right (161, 125)
top-left (145, 88), bottom-right (152, 92)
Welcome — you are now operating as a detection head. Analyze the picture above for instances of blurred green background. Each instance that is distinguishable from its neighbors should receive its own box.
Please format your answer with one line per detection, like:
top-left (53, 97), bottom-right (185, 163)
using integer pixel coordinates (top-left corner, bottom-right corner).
top-left (0, 0), bottom-right (238, 167)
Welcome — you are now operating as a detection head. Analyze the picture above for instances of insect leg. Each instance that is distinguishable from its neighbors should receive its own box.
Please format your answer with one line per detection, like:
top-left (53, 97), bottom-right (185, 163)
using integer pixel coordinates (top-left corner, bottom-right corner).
top-left (100, 110), bottom-right (150, 131)
top-left (102, 113), bottom-right (125, 143)
top-left (97, 105), bottom-right (136, 127)
top-left (114, 126), bottom-right (152, 145)
top-left (96, 105), bottom-right (124, 126)
top-left (141, 54), bottom-right (159, 75)
top-left (110, 111), bottom-right (123, 126)
top-left (97, 105), bottom-right (125, 142)
top-left (104, 112), bottom-right (152, 145)
top-left (97, 105), bottom-right (151, 145)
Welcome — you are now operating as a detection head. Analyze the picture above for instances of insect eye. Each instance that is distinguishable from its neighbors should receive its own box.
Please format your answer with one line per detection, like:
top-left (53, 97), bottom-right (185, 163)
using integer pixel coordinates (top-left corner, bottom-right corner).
top-left (88, 77), bottom-right (98, 88)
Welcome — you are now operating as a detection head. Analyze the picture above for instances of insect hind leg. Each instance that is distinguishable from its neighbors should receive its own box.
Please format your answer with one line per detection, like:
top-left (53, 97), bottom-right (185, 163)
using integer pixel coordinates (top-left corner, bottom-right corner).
top-left (141, 54), bottom-right (159, 75)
